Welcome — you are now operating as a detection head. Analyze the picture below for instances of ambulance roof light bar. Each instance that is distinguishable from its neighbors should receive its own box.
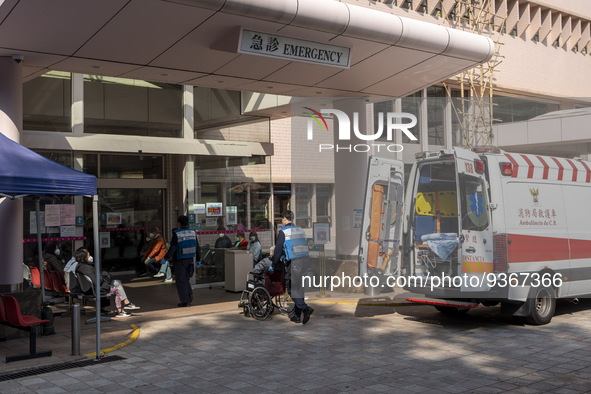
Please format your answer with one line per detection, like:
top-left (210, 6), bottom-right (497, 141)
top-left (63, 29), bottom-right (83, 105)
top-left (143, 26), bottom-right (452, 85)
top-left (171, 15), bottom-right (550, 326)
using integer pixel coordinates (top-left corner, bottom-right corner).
top-left (471, 146), bottom-right (502, 154)
top-left (415, 150), bottom-right (455, 160)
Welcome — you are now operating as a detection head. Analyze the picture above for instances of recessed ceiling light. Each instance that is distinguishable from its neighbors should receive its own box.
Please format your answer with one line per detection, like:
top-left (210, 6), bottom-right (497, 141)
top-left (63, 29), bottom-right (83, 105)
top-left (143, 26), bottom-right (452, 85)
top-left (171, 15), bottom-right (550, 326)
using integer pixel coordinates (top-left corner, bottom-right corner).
top-left (315, 91), bottom-right (322, 95)
top-left (90, 65), bottom-right (100, 69)
top-left (217, 80), bottom-right (224, 83)
top-left (160, 73), bottom-right (169, 77)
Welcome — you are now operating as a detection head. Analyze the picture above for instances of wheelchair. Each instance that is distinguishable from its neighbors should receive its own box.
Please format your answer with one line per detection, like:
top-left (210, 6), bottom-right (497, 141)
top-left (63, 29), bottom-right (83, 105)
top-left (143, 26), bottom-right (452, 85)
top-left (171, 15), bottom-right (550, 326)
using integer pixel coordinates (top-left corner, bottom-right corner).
top-left (238, 268), bottom-right (293, 321)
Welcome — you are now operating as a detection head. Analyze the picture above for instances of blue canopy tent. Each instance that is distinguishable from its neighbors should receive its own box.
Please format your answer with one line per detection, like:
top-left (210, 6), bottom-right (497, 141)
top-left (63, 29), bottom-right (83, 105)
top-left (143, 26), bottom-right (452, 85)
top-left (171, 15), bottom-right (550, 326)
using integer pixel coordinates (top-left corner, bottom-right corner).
top-left (0, 132), bottom-right (103, 359)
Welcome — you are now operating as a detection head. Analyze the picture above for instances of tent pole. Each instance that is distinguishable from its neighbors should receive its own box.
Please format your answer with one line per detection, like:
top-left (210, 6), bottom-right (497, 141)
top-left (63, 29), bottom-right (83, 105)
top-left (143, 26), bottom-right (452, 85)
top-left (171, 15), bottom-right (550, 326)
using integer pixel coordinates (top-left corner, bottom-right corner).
top-left (36, 198), bottom-right (45, 302)
top-left (93, 195), bottom-right (101, 360)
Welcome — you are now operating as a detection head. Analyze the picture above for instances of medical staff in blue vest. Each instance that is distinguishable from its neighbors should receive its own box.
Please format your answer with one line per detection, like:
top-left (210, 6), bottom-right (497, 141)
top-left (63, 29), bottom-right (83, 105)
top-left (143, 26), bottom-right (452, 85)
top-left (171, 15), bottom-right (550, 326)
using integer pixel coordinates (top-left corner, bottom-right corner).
top-left (271, 210), bottom-right (314, 324)
top-left (165, 215), bottom-right (199, 307)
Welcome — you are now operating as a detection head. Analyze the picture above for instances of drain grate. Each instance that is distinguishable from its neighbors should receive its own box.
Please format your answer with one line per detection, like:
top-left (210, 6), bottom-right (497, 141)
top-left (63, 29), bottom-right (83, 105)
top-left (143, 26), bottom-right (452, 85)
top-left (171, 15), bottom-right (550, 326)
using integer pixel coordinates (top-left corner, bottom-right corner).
top-left (0, 355), bottom-right (125, 382)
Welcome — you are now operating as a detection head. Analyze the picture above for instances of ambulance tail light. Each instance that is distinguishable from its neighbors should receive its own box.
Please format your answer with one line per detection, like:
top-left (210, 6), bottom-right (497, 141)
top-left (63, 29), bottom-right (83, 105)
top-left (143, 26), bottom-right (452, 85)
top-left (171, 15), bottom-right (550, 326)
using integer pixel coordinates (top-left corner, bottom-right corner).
top-left (493, 234), bottom-right (509, 273)
top-left (500, 162), bottom-right (513, 176)
top-left (474, 159), bottom-right (485, 174)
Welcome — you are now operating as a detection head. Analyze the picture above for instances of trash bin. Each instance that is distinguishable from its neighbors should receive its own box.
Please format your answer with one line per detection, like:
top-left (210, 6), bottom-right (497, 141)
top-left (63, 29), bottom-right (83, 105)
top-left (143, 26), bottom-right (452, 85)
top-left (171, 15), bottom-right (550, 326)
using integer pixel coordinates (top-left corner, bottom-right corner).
top-left (224, 250), bottom-right (251, 292)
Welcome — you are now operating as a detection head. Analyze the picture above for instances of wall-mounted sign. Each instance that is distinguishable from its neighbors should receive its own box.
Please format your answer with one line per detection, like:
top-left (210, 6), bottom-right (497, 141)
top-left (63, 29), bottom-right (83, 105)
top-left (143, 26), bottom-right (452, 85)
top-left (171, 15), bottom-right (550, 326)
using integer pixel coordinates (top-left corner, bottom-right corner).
top-left (206, 202), bottom-right (223, 217)
top-left (226, 206), bottom-right (237, 226)
top-left (239, 29), bottom-right (351, 68)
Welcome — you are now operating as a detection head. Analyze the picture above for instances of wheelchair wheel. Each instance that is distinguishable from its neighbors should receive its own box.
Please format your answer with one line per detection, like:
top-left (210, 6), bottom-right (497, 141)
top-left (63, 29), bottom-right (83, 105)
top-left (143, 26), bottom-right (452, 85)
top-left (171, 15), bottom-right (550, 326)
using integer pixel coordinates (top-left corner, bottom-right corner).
top-left (274, 293), bottom-right (294, 316)
top-left (250, 287), bottom-right (273, 320)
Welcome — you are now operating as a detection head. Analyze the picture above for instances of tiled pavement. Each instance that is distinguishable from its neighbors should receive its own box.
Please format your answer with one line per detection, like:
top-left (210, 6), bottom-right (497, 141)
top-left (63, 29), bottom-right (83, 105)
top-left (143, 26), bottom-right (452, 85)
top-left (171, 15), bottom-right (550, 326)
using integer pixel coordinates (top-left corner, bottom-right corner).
top-left (2, 274), bottom-right (591, 393)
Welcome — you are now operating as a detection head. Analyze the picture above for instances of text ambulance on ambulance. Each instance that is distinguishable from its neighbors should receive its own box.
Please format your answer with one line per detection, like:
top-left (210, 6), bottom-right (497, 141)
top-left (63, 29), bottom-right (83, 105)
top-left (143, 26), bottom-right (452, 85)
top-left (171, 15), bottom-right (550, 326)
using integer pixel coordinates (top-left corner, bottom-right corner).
top-left (359, 146), bottom-right (591, 324)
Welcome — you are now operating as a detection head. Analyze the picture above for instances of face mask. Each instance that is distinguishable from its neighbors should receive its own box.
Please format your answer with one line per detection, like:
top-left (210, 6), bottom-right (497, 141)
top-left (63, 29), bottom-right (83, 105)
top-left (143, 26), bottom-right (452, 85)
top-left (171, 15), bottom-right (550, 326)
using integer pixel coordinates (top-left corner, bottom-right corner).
top-left (219, 233), bottom-right (225, 238)
top-left (250, 237), bottom-right (256, 241)
top-left (149, 233), bottom-right (155, 239)
top-left (54, 248), bottom-right (61, 256)
top-left (88, 256), bottom-right (94, 264)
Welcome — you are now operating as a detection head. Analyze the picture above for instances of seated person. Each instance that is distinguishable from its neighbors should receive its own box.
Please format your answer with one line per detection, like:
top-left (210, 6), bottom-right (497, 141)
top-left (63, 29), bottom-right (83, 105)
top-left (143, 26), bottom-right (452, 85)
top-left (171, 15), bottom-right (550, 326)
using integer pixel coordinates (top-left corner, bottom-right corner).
top-left (142, 227), bottom-right (167, 276)
top-left (233, 232), bottom-right (248, 250)
top-left (74, 248), bottom-right (140, 318)
top-left (43, 243), bottom-right (65, 276)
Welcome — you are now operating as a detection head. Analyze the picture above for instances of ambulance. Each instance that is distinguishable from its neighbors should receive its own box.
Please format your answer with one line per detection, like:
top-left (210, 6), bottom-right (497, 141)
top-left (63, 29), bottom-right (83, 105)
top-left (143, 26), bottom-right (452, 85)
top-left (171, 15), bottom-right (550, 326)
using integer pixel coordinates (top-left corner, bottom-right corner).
top-left (358, 146), bottom-right (591, 324)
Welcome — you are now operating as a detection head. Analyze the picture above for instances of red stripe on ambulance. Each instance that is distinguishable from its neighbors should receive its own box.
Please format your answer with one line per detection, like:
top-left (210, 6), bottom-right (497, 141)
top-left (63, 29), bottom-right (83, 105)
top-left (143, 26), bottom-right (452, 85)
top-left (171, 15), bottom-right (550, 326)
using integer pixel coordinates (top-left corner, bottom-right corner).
top-left (505, 154), bottom-right (519, 178)
top-left (507, 234), bottom-right (591, 263)
top-left (551, 157), bottom-right (564, 181)
top-left (520, 155), bottom-right (535, 178)
top-left (566, 159), bottom-right (578, 182)
top-left (536, 156), bottom-right (550, 180)
top-left (580, 160), bottom-right (591, 183)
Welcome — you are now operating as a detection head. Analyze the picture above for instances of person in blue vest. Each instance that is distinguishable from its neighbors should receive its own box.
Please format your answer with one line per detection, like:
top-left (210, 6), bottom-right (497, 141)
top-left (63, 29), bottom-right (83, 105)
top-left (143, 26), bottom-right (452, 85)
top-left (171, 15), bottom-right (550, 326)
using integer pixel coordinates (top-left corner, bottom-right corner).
top-left (271, 210), bottom-right (314, 324)
top-left (165, 215), bottom-right (199, 307)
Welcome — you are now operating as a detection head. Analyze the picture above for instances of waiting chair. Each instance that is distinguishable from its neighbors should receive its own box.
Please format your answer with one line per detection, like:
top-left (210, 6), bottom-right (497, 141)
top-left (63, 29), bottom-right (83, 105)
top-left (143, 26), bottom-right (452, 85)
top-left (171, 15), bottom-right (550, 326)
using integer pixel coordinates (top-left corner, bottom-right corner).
top-left (76, 273), bottom-right (112, 324)
top-left (30, 266), bottom-right (41, 288)
top-left (43, 268), bottom-right (54, 293)
top-left (1, 295), bottom-right (52, 363)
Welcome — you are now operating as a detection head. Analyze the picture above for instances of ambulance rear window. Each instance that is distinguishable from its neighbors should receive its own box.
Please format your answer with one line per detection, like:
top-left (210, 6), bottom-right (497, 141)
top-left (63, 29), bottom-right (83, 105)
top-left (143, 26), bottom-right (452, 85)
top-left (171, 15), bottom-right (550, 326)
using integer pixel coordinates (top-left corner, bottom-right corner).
top-left (459, 174), bottom-right (489, 231)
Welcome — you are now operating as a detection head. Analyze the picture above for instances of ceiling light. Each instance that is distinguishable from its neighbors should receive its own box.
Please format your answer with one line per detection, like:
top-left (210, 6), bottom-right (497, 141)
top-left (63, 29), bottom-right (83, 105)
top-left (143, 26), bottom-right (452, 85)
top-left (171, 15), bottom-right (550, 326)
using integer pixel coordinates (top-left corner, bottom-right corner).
top-left (91, 65), bottom-right (100, 69)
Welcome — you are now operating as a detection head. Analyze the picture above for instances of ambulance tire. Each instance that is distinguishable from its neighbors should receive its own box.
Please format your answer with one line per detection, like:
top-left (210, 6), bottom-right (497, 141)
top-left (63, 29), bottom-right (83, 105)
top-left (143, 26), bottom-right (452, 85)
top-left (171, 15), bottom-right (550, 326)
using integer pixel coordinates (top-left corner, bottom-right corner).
top-left (525, 285), bottom-right (555, 325)
top-left (434, 306), bottom-right (470, 315)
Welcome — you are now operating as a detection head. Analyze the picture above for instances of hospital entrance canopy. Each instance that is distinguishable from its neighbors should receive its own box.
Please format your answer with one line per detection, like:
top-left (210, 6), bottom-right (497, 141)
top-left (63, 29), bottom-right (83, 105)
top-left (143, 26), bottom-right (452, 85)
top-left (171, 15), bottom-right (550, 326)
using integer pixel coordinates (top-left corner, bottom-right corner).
top-left (0, 0), bottom-right (494, 99)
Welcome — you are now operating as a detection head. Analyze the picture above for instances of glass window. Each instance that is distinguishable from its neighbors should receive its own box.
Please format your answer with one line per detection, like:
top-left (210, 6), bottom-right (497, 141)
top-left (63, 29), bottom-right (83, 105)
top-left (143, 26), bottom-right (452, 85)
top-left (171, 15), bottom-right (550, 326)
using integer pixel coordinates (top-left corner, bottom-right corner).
top-left (427, 86), bottom-right (445, 146)
top-left (401, 92), bottom-right (421, 144)
top-left (459, 174), bottom-right (489, 231)
top-left (23, 72), bottom-right (71, 132)
top-left (316, 184), bottom-right (332, 224)
top-left (84, 76), bottom-right (182, 137)
top-left (296, 184), bottom-right (312, 228)
top-left (84, 188), bottom-right (164, 271)
top-left (100, 155), bottom-right (163, 179)
top-left (492, 96), bottom-right (560, 123)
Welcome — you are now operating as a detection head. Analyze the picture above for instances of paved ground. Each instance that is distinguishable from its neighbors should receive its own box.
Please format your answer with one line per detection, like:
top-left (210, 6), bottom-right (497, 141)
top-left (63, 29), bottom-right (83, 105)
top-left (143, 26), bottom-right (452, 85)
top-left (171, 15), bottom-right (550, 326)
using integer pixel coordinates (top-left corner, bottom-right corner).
top-left (2, 274), bottom-right (591, 393)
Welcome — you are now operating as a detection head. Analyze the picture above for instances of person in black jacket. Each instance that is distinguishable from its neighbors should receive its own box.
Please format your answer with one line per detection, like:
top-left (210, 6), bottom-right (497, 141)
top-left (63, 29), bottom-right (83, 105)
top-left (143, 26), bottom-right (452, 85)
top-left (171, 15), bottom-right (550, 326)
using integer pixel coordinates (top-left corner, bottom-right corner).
top-left (164, 216), bottom-right (200, 307)
top-left (74, 248), bottom-right (140, 317)
top-left (43, 243), bottom-right (65, 277)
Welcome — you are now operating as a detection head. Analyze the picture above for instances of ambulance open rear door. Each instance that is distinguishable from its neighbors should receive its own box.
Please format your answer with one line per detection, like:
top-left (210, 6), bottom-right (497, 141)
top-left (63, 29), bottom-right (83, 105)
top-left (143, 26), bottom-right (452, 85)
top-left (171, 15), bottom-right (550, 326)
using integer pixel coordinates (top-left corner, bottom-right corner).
top-left (358, 156), bottom-right (405, 280)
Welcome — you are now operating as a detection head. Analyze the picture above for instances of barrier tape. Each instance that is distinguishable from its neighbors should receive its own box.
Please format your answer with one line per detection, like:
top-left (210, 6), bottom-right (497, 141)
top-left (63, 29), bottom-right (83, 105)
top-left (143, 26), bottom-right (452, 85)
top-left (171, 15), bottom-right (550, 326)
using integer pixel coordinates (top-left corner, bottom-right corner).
top-left (23, 236), bottom-right (86, 243)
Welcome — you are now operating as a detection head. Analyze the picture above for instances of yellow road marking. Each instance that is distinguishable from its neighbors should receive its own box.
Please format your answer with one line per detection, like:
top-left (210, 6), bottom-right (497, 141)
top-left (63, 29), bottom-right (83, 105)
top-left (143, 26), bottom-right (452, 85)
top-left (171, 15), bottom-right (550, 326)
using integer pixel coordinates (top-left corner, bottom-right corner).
top-left (85, 324), bottom-right (140, 358)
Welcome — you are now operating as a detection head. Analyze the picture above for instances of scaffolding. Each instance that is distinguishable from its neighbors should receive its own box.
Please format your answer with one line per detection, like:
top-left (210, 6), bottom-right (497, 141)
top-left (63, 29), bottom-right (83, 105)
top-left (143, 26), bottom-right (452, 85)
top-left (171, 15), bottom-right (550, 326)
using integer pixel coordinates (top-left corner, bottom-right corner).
top-left (439, 0), bottom-right (505, 148)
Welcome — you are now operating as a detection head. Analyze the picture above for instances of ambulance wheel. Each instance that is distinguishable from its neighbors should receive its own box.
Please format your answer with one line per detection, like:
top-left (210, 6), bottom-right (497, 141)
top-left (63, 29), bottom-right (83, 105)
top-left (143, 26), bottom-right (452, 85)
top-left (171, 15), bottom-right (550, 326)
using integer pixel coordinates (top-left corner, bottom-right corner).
top-left (250, 287), bottom-right (273, 320)
top-left (525, 285), bottom-right (555, 325)
top-left (434, 306), bottom-right (470, 315)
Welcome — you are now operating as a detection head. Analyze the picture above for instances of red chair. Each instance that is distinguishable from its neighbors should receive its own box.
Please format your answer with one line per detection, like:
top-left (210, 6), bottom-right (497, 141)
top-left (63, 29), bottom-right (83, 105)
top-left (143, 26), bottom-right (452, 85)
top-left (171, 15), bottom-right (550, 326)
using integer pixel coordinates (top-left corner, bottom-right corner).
top-left (50, 270), bottom-right (68, 294)
top-left (2, 295), bottom-right (52, 362)
top-left (30, 266), bottom-right (41, 288)
top-left (43, 268), bottom-right (54, 293)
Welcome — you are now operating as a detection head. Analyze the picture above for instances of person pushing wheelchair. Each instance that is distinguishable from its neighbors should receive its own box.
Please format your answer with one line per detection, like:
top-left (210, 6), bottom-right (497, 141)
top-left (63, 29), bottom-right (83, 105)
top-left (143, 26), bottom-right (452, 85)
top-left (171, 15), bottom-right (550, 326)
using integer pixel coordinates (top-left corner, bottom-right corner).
top-left (271, 210), bottom-right (314, 324)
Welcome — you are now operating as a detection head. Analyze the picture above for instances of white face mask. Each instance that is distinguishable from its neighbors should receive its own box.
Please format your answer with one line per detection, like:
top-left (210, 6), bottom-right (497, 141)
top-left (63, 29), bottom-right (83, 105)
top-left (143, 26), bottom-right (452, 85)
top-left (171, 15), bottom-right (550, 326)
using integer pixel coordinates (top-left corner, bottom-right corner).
top-left (219, 233), bottom-right (225, 238)
top-left (250, 237), bottom-right (256, 241)
top-left (54, 248), bottom-right (61, 256)
top-left (88, 256), bottom-right (94, 264)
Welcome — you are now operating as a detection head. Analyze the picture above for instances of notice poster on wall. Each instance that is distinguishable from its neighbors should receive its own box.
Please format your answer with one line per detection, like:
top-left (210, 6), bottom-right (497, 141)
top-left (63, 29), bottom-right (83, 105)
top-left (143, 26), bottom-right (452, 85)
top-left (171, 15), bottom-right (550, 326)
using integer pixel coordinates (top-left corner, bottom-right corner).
top-left (194, 204), bottom-right (206, 215)
top-left (100, 232), bottom-right (110, 248)
top-left (206, 218), bottom-right (218, 227)
top-left (45, 204), bottom-right (61, 227)
top-left (313, 222), bottom-right (330, 244)
top-left (106, 213), bottom-right (122, 225)
top-left (60, 204), bottom-right (76, 225)
top-left (206, 202), bottom-right (223, 217)
top-left (226, 206), bottom-right (237, 226)
top-left (60, 225), bottom-right (76, 237)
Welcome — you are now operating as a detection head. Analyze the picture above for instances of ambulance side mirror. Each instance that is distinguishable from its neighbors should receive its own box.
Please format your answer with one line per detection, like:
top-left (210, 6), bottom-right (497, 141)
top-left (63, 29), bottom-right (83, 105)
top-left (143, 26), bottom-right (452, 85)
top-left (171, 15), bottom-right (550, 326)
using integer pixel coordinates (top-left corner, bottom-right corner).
top-left (489, 203), bottom-right (498, 211)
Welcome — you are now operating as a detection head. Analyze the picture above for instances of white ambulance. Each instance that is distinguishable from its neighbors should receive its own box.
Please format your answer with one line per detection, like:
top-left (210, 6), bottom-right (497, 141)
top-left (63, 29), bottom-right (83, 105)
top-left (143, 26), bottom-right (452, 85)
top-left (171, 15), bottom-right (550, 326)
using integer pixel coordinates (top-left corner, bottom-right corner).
top-left (359, 146), bottom-right (591, 324)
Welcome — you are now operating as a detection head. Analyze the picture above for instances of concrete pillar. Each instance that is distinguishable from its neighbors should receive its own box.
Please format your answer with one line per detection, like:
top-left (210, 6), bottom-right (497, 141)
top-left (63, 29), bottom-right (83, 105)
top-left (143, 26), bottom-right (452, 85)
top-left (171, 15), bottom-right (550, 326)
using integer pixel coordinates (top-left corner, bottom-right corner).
top-left (333, 99), bottom-right (371, 260)
top-left (0, 56), bottom-right (23, 291)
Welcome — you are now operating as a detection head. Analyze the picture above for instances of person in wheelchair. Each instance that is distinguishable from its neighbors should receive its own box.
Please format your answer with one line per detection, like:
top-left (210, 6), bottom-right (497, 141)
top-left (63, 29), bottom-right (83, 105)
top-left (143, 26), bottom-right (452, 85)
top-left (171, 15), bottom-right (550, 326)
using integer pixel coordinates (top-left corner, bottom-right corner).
top-left (239, 249), bottom-right (289, 320)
